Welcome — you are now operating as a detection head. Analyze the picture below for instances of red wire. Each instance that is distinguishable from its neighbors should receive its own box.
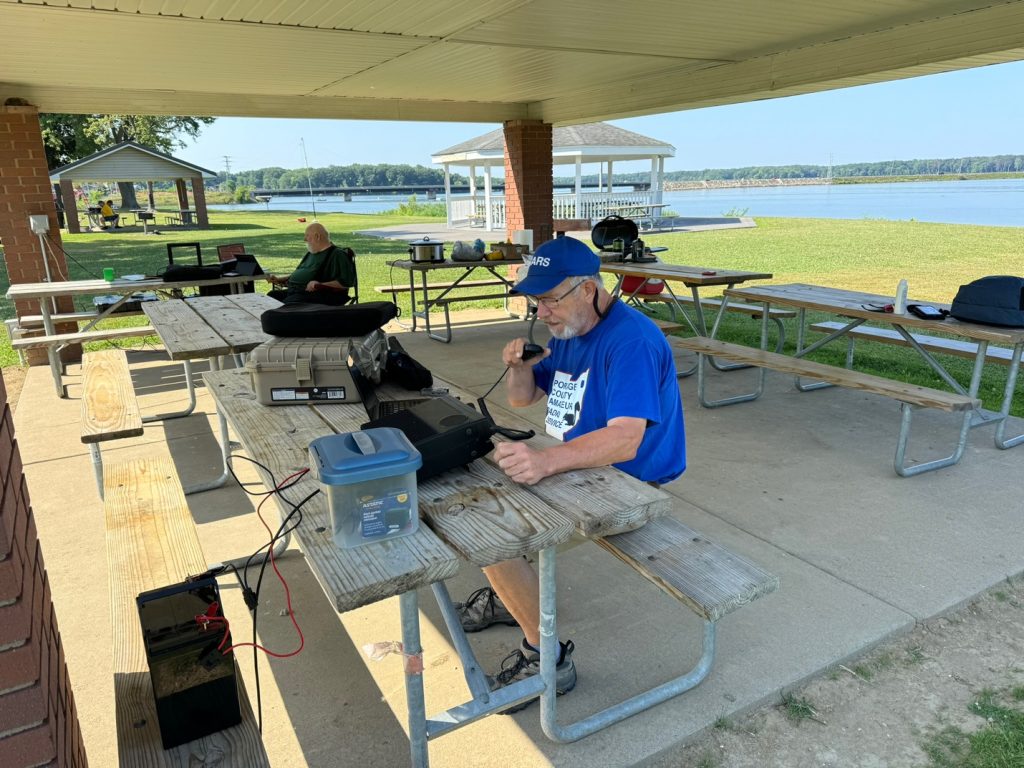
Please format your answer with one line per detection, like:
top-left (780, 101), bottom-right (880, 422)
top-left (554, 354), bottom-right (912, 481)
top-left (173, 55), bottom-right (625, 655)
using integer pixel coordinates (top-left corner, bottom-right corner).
top-left (223, 468), bottom-right (308, 659)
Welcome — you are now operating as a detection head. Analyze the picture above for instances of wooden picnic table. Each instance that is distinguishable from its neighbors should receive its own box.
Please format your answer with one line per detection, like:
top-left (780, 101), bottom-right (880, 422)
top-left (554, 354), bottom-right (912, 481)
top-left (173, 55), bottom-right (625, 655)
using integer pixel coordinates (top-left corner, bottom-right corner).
top-left (725, 282), bottom-right (1024, 453)
top-left (143, 292), bottom-right (280, 493)
top-left (384, 256), bottom-right (524, 343)
top-left (6, 274), bottom-right (268, 396)
top-left (601, 262), bottom-right (773, 337)
top-left (200, 367), bottom-right (671, 766)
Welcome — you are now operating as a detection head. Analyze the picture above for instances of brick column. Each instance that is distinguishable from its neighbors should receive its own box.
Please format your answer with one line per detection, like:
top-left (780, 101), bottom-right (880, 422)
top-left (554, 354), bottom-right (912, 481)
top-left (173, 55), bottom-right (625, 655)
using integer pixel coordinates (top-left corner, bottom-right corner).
top-left (0, 372), bottom-right (89, 767)
top-left (502, 120), bottom-right (553, 247)
top-left (0, 105), bottom-right (80, 366)
top-left (59, 179), bottom-right (79, 234)
top-left (191, 176), bottom-right (209, 228)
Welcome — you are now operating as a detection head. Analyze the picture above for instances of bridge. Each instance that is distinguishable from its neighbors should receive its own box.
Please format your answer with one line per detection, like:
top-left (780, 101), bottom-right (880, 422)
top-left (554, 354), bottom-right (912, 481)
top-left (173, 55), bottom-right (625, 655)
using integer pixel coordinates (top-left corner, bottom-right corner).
top-left (253, 181), bottom-right (651, 199)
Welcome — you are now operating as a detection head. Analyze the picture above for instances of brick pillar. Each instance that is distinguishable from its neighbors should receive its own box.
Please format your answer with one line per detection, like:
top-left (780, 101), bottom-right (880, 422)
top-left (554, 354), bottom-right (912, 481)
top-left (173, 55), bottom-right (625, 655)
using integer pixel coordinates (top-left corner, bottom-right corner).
top-left (502, 120), bottom-right (553, 247)
top-left (0, 372), bottom-right (89, 767)
top-left (0, 105), bottom-right (80, 366)
top-left (192, 176), bottom-right (209, 228)
top-left (59, 179), bottom-right (79, 234)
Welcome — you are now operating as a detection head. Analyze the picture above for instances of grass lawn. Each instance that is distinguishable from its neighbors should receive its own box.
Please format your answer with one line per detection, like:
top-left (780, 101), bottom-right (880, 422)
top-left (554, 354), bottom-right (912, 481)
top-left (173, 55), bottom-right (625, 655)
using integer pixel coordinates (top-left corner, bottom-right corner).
top-left (1, 212), bottom-right (1022, 414)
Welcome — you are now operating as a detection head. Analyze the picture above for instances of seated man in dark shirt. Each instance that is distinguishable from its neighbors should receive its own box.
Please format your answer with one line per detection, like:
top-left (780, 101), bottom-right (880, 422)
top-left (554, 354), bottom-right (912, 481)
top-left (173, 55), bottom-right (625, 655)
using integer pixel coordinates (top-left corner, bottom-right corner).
top-left (267, 222), bottom-right (355, 304)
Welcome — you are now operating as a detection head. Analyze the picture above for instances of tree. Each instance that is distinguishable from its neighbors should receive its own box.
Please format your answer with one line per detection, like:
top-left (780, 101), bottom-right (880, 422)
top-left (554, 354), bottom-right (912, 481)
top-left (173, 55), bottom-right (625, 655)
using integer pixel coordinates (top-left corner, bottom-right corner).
top-left (40, 113), bottom-right (215, 209)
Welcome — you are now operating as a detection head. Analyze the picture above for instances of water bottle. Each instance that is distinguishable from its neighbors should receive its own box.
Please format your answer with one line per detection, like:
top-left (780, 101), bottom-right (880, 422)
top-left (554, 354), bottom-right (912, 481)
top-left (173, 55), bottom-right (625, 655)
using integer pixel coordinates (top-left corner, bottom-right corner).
top-left (894, 279), bottom-right (908, 314)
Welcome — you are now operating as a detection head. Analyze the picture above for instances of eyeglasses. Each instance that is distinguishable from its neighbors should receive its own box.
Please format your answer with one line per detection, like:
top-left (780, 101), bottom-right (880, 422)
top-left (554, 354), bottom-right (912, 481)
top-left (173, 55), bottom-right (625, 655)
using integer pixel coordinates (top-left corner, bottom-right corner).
top-left (534, 280), bottom-right (584, 308)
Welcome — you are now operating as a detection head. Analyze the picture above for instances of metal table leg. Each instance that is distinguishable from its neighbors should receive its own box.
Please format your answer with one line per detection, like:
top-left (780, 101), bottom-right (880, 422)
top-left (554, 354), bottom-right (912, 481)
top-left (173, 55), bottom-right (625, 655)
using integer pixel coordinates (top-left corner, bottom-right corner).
top-left (538, 546), bottom-right (717, 743)
top-left (39, 298), bottom-right (65, 397)
top-left (400, 590), bottom-right (430, 768)
top-left (183, 356), bottom-right (230, 495)
top-left (142, 359), bottom-right (198, 422)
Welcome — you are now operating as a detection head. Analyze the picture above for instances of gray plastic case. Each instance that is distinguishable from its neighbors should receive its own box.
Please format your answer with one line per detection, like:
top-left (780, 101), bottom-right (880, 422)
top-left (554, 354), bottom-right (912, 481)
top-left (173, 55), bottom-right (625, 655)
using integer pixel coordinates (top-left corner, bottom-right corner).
top-left (245, 337), bottom-right (360, 405)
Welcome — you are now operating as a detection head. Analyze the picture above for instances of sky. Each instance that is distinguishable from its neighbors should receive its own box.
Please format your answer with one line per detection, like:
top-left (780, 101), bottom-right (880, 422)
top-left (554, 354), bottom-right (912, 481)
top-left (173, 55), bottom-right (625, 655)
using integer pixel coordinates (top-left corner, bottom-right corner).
top-left (181, 59), bottom-right (1024, 176)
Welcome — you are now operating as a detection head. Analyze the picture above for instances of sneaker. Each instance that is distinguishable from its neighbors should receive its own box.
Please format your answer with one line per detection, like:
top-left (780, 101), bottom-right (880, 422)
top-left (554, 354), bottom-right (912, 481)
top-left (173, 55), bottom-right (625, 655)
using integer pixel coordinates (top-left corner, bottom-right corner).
top-left (455, 587), bottom-right (520, 632)
top-left (492, 639), bottom-right (577, 714)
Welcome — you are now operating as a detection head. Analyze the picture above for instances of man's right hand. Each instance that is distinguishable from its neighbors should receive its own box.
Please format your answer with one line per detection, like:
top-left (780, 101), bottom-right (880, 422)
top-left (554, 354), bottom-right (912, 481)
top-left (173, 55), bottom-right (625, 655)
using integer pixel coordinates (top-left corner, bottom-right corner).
top-left (502, 338), bottom-right (548, 367)
top-left (267, 274), bottom-right (288, 287)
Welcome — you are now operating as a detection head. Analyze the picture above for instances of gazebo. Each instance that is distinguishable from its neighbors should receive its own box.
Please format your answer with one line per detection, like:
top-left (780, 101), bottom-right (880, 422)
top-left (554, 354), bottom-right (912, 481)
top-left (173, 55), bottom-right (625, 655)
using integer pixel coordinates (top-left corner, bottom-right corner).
top-left (431, 122), bottom-right (675, 231)
top-left (49, 141), bottom-right (216, 233)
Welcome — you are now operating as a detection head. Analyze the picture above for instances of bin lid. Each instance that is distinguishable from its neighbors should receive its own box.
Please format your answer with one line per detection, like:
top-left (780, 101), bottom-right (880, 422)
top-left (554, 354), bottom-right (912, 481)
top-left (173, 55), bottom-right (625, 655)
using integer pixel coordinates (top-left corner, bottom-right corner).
top-left (309, 428), bottom-right (421, 484)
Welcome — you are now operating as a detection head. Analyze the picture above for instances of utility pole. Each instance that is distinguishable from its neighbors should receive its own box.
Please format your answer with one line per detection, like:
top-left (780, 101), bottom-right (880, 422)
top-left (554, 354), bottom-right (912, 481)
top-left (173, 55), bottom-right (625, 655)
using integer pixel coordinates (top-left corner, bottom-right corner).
top-left (222, 155), bottom-right (232, 187)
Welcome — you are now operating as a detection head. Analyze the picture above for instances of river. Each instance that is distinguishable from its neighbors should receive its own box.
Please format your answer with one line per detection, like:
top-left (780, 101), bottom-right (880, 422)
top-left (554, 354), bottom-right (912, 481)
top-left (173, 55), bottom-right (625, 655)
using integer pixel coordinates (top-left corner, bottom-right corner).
top-left (210, 178), bottom-right (1024, 228)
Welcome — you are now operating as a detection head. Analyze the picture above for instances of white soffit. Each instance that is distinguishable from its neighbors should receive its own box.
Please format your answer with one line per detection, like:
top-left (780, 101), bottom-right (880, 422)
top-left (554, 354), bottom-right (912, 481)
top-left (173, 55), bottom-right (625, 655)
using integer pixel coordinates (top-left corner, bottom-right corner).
top-left (0, 0), bottom-right (1022, 125)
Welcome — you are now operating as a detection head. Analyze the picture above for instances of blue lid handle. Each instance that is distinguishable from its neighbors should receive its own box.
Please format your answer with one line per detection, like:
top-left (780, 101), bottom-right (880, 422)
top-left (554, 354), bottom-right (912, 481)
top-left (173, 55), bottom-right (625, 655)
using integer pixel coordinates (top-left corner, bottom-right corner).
top-left (352, 431), bottom-right (377, 456)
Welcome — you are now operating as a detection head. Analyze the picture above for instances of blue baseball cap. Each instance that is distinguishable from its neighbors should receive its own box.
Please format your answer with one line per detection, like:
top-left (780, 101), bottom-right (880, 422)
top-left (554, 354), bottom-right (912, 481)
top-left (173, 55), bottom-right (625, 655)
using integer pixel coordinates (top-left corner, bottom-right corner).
top-left (510, 236), bottom-right (600, 296)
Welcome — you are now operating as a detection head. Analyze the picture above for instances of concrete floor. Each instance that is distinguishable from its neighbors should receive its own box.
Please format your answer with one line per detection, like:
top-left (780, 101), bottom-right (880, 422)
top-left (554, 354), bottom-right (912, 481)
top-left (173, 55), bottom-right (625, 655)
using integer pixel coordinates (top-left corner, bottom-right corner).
top-left (12, 309), bottom-right (1024, 767)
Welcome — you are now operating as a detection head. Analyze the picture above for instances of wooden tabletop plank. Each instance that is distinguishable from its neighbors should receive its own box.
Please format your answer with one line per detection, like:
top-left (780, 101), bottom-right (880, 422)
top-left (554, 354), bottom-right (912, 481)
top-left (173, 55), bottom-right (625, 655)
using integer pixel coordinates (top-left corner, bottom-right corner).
top-left (105, 458), bottom-right (269, 767)
top-left (143, 300), bottom-right (231, 359)
top-left (6, 274), bottom-right (264, 300)
top-left (81, 350), bottom-right (144, 443)
top-left (224, 292), bottom-right (282, 318)
top-left (426, 377), bottom-right (674, 537)
top-left (727, 283), bottom-right (1024, 344)
top-left (203, 370), bottom-right (460, 613)
top-left (418, 461), bottom-right (575, 567)
top-left (386, 257), bottom-right (522, 271)
top-left (184, 295), bottom-right (274, 353)
top-left (602, 262), bottom-right (772, 287)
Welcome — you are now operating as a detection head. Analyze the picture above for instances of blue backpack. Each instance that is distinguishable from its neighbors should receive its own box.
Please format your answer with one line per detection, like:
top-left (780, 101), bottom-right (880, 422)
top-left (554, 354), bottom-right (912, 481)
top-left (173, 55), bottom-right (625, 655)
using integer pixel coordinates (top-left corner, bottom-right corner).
top-left (949, 276), bottom-right (1024, 327)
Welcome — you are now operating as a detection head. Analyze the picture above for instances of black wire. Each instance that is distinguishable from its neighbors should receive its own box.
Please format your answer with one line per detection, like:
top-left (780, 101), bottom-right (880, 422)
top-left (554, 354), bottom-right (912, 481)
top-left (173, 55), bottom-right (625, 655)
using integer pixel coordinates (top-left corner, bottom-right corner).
top-left (248, 489), bottom-right (317, 734)
top-left (44, 231), bottom-right (105, 280)
top-left (224, 451), bottom-right (319, 734)
top-left (480, 365), bottom-right (510, 402)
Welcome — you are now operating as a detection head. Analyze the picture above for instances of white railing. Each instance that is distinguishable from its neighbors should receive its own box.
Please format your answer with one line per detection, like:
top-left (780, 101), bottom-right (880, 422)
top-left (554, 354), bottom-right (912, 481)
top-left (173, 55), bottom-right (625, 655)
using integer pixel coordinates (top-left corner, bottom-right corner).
top-left (447, 191), bottom-right (653, 231)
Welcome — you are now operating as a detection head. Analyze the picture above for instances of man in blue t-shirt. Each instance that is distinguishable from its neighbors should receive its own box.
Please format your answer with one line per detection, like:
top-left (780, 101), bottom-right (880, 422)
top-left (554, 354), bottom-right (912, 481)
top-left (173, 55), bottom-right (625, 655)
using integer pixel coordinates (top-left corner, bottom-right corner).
top-left (459, 235), bottom-right (686, 712)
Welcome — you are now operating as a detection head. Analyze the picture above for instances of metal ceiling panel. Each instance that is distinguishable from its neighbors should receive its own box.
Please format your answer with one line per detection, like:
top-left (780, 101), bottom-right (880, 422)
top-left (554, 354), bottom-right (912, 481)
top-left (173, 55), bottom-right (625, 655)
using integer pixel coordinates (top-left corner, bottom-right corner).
top-left (1, 0), bottom-right (1022, 123)
top-left (0, 4), bottom-right (427, 95)
top-left (317, 41), bottom-right (715, 101)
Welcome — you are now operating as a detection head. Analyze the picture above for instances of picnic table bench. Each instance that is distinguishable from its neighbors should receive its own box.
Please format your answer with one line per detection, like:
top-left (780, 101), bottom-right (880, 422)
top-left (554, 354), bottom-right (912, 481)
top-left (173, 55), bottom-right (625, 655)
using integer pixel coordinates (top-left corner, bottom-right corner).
top-left (80, 350), bottom-right (144, 497)
top-left (809, 321), bottom-right (1020, 366)
top-left (674, 336), bottom-right (979, 476)
top-left (104, 457), bottom-right (269, 766)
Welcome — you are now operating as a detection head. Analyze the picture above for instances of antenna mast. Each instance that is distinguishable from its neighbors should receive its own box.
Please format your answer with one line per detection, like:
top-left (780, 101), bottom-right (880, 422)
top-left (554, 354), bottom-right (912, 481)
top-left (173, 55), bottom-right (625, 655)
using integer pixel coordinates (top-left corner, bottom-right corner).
top-left (300, 138), bottom-right (317, 220)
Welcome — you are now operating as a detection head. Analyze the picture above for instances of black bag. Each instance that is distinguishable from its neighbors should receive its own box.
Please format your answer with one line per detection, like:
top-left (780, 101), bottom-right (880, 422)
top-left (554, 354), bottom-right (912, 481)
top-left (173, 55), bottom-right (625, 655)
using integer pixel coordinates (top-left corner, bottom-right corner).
top-left (590, 215), bottom-right (639, 252)
top-left (160, 264), bottom-right (221, 282)
top-left (260, 301), bottom-right (398, 337)
top-left (949, 276), bottom-right (1024, 327)
top-left (383, 336), bottom-right (433, 390)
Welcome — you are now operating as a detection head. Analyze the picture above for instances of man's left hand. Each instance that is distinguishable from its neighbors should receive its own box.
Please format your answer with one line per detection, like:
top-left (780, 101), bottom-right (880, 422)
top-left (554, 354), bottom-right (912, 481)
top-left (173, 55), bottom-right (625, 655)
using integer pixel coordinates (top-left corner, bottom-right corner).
top-left (494, 441), bottom-right (549, 485)
top-left (306, 280), bottom-right (321, 292)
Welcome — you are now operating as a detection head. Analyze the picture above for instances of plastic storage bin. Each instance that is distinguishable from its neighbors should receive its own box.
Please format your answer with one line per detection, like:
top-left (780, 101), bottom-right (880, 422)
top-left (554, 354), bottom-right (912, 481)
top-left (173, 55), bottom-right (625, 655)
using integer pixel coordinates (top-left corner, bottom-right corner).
top-left (309, 428), bottom-right (422, 549)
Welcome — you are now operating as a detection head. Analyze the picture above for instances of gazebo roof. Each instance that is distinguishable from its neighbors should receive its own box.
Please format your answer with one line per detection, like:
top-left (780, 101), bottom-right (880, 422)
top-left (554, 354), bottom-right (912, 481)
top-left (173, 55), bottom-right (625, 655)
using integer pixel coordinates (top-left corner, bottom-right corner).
top-left (432, 123), bottom-right (675, 167)
top-left (49, 141), bottom-right (217, 182)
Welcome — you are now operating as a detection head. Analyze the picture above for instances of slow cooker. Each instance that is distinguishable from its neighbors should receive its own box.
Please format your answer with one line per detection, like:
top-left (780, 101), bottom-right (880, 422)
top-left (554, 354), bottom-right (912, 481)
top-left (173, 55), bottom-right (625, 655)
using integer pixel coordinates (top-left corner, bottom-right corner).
top-left (408, 237), bottom-right (445, 263)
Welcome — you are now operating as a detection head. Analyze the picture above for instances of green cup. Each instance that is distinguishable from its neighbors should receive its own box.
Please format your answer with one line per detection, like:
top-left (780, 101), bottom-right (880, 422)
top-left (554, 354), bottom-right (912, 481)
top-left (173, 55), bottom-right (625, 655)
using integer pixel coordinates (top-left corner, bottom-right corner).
top-left (103, 267), bottom-right (115, 281)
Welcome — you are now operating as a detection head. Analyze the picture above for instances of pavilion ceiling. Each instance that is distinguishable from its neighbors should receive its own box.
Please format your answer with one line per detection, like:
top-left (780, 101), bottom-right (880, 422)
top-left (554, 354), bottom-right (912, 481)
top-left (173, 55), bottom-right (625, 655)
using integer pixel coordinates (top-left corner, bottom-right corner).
top-left (1, 0), bottom-right (1023, 124)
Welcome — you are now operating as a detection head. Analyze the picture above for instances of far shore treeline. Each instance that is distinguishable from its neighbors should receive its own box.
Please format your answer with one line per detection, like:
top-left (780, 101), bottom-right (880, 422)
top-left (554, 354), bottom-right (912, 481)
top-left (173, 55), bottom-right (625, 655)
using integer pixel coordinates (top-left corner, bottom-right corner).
top-left (209, 154), bottom-right (1024, 192)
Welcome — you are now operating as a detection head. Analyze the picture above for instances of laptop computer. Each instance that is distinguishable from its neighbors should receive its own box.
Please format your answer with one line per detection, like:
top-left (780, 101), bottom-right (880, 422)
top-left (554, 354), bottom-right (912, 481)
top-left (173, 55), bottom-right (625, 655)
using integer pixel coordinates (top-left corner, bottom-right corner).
top-left (234, 253), bottom-right (264, 276)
